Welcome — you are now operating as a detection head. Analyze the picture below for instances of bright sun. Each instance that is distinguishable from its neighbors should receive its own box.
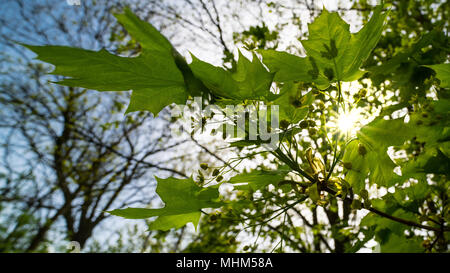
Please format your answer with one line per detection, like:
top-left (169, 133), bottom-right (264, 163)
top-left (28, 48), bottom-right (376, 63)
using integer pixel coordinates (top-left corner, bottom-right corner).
top-left (336, 109), bottom-right (363, 135)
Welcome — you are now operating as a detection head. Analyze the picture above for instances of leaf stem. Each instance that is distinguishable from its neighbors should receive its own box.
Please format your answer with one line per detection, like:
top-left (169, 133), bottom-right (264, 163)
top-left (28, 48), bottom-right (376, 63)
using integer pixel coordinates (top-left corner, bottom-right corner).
top-left (272, 147), bottom-right (315, 183)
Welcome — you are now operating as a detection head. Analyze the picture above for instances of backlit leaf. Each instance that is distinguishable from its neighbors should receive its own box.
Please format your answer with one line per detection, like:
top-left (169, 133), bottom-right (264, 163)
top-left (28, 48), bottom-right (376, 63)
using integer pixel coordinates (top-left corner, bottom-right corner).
top-left (189, 50), bottom-right (274, 100)
top-left (260, 5), bottom-right (387, 87)
top-left (23, 8), bottom-right (199, 116)
top-left (425, 63), bottom-right (450, 88)
top-left (108, 177), bottom-right (223, 231)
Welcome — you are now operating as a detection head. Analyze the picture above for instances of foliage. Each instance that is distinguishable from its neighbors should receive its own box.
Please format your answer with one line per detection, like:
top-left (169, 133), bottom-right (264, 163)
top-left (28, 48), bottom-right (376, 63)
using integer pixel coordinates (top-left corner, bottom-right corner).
top-left (109, 177), bottom-right (223, 230)
top-left (260, 5), bottom-right (388, 87)
top-left (22, 2), bottom-right (449, 253)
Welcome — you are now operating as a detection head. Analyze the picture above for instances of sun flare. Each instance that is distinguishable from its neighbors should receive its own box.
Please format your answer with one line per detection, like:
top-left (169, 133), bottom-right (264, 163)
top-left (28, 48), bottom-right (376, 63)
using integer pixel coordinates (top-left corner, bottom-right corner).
top-left (336, 109), bottom-right (363, 135)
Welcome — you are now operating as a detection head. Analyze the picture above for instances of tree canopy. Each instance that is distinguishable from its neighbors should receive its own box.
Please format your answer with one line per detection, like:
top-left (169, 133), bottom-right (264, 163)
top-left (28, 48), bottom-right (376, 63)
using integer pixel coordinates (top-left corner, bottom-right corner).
top-left (6, 0), bottom-right (450, 253)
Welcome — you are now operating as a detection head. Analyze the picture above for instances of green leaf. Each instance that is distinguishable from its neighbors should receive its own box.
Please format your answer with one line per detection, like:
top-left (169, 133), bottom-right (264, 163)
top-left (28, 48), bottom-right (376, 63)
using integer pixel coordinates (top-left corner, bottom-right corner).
top-left (301, 8), bottom-right (351, 82)
top-left (147, 212), bottom-right (201, 231)
top-left (172, 50), bottom-right (209, 97)
top-left (108, 177), bottom-right (223, 231)
top-left (403, 148), bottom-right (450, 177)
top-left (357, 118), bottom-right (412, 187)
top-left (425, 63), bottom-right (450, 88)
top-left (189, 54), bottom-right (240, 99)
top-left (22, 8), bottom-right (199, 116)
top-left (404, 180), bottom-right (429, 201)
top-left (342, 141), bottom-right (369, 193)
top-left (307, 183), bottom-right (320, 203)
top-left (260, 5), bottom-right (387, 86)
top-left (380, 234), bottom-right (423, 253)
top-left (189, 50), bottom-right (274, 100)
top-left (400, 99), bottom-right (450, 178)
top-left (23, 45), bottom-right (186, 116)
top-left (303, 5), bottom-right (388, 82)
top-left (258, 50), bottom-right (329, 88)
top-left (360, 206), bottom-right (420, 251)
top-left (115, 8), bottom-right (208, 98)
top-left (343, 118), bottom-right (412, 191)
top-left (338, 6), bottom-right (389, 80)
top-left (114, 8), bottom-right (173, 53)
top-left (233, 50), bottom-right (275, 99)
top-left (271, 82), bottom-right (311, 123)
top-left (226, 167), bottom-right (289, 191)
